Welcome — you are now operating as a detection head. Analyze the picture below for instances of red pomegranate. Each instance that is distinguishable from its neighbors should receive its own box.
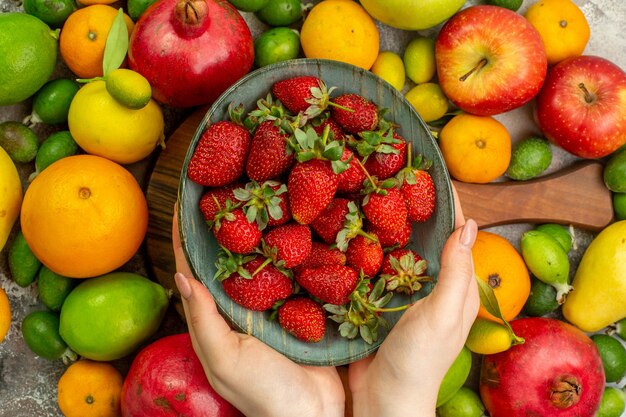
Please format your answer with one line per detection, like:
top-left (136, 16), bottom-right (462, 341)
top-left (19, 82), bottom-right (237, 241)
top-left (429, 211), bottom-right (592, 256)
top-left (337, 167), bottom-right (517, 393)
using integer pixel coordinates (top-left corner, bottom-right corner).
top-left (128, 0), bottom-right (254, 108)
top-left (121, 333), bottom-right (244, 417)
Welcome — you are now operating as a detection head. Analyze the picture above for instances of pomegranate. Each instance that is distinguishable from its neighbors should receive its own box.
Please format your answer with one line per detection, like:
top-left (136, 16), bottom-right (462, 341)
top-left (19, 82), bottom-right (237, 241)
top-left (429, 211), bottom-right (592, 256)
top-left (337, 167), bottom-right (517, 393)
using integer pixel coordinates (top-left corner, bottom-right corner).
top-left (479, 317), bottom-right (604, 417)
top-left (128, 0), bottom-right (254, 108)
top-left (121, 333), bottom-right (244, 417)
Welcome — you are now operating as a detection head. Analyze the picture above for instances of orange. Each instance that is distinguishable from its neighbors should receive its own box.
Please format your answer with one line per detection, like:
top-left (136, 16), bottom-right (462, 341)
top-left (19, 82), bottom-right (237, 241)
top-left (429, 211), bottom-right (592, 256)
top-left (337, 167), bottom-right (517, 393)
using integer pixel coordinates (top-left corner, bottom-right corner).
top-left (300, 0), bottom-right (379, 70)
top-left (60, 5), bottom-right (134, 79)
top-left (0, 287), bottom-right (10, 343)
top-left (20, 155), bottom-right (148, 279)
top-left (472, 230), bottom-right (531, 322)
top-left (524, 0), bottom-right (590, 65)
top-left (77, 0), bottom-right (116, 5)
top-left (57, 359), bottom-right (123, 417)
top-left (439, 114), bottom-right (511, 184)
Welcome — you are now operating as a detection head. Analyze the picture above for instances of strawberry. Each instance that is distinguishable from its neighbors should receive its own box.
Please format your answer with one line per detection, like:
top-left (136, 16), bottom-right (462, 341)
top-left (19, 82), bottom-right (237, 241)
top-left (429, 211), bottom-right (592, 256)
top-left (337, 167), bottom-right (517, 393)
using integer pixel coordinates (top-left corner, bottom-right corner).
top-left (312, 115), bottom-right (347, 142)
top-left (233, 180), bottom-right (291, 230)
top-left (245, 120), bottom-right (295, 182)
top-left (367, 220), bottom-right (412, 250)
top-left (272, 76), bottom-right (338, 118)
top-left (221, 256), bottom-right (293, 311)
top-left (396, 151), bottom-right (436, 223)
top-left (188, 121), bottom-right (251, 187)
top-left (263, 223), bottom-right (312, 268)
top-left (310, 198), bottom-right (351, 244)
top-left (278, 297), bottom-right (326, 343)
top-left (214, 207), bottom-right (262, 254)
top-left (331, 93), bottom-right (378, 134)
top-left (363, 135), bottom-right (407, 180)
top-left (198, 182), bottom-right (241, 224)
top-left (337, 148), bottom-right (366, 193)
top-left (294, 242), bottom-right (347, 275)
top-left (380, 248), bottom-right (422, 274)
top-left (380, 249), bottom-right (432, 294)
top-left (362, 181), bottom-right (408, 232)
top-left (288, 158), bottom-right (340, 225)
top-left (296, 265), bottom-right (359, 305)
top-left (345, 234), bottom-right (383, 277)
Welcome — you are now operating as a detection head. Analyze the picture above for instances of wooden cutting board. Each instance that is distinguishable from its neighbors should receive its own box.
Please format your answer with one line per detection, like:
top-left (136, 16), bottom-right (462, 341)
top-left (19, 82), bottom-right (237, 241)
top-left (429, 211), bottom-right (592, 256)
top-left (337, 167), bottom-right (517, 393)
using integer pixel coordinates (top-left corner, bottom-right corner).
top-left (144, 108), bottom-right (613, 317)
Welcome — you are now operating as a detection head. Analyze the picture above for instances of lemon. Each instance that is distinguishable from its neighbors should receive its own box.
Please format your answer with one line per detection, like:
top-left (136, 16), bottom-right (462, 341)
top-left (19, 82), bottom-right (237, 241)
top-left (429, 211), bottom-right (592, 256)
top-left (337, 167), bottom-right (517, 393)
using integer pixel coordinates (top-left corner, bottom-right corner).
top-left (403, 37), bottom-right (436, 84)
top-left (465, 318), bottom-right (513, 355)
top-left (68, 80), bottom-right (164, 165)
top-left (370, 51), bottom-right (405, 91)
top-left (405, 83), bottom-right (449, 123)
top-left (105, 68), bottom-right (152, 110)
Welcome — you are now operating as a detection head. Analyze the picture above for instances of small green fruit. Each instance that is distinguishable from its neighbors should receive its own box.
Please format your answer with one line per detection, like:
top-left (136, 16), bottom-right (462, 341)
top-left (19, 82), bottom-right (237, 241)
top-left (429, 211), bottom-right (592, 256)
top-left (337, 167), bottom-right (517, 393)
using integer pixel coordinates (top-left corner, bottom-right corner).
top-left (8, 231), bottom-right (42, 287)
top-left (596, 387), bottom-right (626, 417)
top-left (403, 36), bottom-right (436, 84)
top-left (535, 223), bottom-right (572, 253)
top-left (613, 193), bottom-right (626, 220)
top-left (506, 136), bottom-right (552, 181)
top-left (0, 121), bottom-right (39, 163)
top-left (523, 276), bottom-right (560, 317)
top-left (22, 310), bottom-right (77, 363)
top-left (591, 334), bottom-right (626, 383)
top-left (438, 387), bottom-right (486, 417)
top-left (437, 346), bottom-right (472, 407)
top-left (105, 68), bottom-right (152, 110)
top-left (604, 148), bottom-right (626, 192)
top-left (486, 0), bottom-right (523, 11)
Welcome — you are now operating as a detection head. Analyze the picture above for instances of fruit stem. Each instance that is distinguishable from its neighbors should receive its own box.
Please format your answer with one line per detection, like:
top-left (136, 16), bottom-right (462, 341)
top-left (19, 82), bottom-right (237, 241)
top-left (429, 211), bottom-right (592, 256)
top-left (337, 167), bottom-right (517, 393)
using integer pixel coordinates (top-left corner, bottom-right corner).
top-left (174, 0), bottom-right (210, 36)
top-left (356, 228), bottom-right (379, 243)
top-left (555, 283), bottom-right (574, 305)
top-left (459, 58), bottom-right (488, 82)
top-left (549, 375), bottom-right (581, 409)
top-left (252, 256), bottom-right (273, 276)
top-left (61, 348), bottom-right (78, 365)
top-left (328, 101), bottom-right (355, 113)
top-left (578, 83), bottom-right (595, 104)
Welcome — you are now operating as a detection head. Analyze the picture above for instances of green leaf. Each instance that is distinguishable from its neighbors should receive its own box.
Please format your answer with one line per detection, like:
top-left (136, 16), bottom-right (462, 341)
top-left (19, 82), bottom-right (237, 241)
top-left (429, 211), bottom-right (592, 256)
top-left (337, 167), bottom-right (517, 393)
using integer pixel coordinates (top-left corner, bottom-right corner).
top-left (102, 9), bottom-right (129, 77)
top-left (475, 275), bottom-right (524, 345)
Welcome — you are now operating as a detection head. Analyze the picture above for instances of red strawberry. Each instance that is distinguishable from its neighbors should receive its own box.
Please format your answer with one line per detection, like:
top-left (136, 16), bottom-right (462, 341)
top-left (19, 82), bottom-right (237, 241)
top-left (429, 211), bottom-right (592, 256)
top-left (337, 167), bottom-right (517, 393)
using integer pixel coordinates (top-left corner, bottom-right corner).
top-left (278, 297), bottom-right (326, 343)
top-left (331, 93), bottom-right (378, 134)
top-left (367, 220), bottom-right (412, 249)
top-left (345, 234), bottom-right (383, 277)
top-left (233, 180), bottom-right (291, 230)
top-left (362, 185), bottom-right (408, 232)
top-left (221, 257), bottom-right (293, 311)
top-left (310, 198), bottom-right (351, 244)
top-left (396, 152), bottom-right (436, 223)
top-left (188, 121), bottom-right (250, 186)
top-left (337, 148), bottom-right (366, 193)
top-left (214, 208), bottom-right (262, 254)
top-left (296, 265), bottom-right (359, 305)
top-left (246, 120), bottom-right (294, 182)
top-left (294, 242), bottom-right (347, 275)
top-left (288, 159), bottom-right (339, 225)
top-left (263, 223), bottom-right (312, 268)
top-left (312, 116), bottom-right (347, 142)
top-left (380, 248), bottom-right (431, 294)
top-left (198, 182), bottom-right (241, 224)
top-left (363, 135), bottom-right (407, 180)
top-left (380, 249), bottom-right (422, 275)
top-left (272, 76), bottom-right (336, 118)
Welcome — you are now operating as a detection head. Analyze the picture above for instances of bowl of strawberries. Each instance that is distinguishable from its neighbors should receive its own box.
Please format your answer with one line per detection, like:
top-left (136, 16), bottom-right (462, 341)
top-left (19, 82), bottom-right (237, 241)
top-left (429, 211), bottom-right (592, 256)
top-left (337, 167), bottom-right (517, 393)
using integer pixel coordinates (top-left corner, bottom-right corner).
top-left (177, 58), bottom-right (455, 366)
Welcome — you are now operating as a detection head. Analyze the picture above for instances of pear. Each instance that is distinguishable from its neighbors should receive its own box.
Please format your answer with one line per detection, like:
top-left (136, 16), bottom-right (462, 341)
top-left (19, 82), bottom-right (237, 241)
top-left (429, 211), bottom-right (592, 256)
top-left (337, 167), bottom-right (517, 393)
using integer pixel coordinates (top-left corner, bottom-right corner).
top-left (563, 220), bottom-right (626, 332)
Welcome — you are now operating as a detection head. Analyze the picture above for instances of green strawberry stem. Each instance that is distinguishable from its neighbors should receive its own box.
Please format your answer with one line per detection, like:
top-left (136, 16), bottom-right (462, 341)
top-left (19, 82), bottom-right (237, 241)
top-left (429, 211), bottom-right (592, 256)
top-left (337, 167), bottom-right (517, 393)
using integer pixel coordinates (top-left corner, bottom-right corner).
top-left (352, 291), bottom-right (411, 313)
top-left (327, 101), bottom-right (354, 113)
top-left (251, 256), bottom-right (273, 276)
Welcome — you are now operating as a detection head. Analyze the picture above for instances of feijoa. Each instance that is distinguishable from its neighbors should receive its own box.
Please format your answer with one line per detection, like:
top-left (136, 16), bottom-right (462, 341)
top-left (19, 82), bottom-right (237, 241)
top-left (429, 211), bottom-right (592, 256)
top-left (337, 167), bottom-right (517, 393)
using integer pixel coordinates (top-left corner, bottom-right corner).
top-left (506, 136), bottom-right (552, 180)
top-left (30, 130), bottom-right (79, 181)
top-left (37, 266), bottom-right (76, 312)
top-left (8, 231), bottom-right (42, 287)
top-left (535, 223), bottom-right (572, 253)
top-left (22, 310), bottom-right (77, 363)
top-left (604, 148), bottom-right (626, 192)
top-left (0, 121), bottom-right (39, 163)
top-left (523, 276), bottom-right (560, 317)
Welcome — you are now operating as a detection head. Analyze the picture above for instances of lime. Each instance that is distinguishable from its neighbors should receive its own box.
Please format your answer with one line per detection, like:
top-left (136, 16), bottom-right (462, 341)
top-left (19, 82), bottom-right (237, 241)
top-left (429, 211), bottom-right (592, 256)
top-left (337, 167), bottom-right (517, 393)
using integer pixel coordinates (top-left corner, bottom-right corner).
top-left (21, 310), bottom-right (76, 363)
top-left (8, 231), bottom-right (42, 288)
top-left (405, 83), bottom-right (449, 123)
top-left (614, 193), bottom-right (626, 220)
top-left (596, 387), bottom-right (626, 417)
top-left (228, 0), bottom-right (270, 12)
top-left (535, 223), bottom-right (572, 253)
top-left (506, 136), bottom-right (552, 180)
top-left (465, 318), bottom-right (512, 355)
top-left (254, 27), bottom-right (300, 68)
top-left (591, 334), bottom-right (626, 383)
top-left (370, 51), bottom-right (405, 91)
top-left (486, 0), bottom-right (523, 11)
top-left (26, 78), bottom-right (80, 126)
top-left (37, 266), bottom-right (76, 312)
top-left (23, 0), bottom-right (76, 28)
top-left (255, 0), bottom-right (302, 27)
top-left (30, 130), bottom-right (79, 182)
top-left (523, 276), bottom-right (560, 317)
top-left (0, 121), bottom-right (39, 163)
top-left (604, 148), bottom-right (626, 192)
top-left (437, 387), bottom-right (486, 417)
top-left (105, 69), bottom-right (152, 110)
top-left (403, 36), bottom-right (436, 84)
top-left (0, 13), bottom-right (59, 106)
top-left (437, 346), bottom-right (472, 407)
top-left (128, 0), bottom-right (158, 21)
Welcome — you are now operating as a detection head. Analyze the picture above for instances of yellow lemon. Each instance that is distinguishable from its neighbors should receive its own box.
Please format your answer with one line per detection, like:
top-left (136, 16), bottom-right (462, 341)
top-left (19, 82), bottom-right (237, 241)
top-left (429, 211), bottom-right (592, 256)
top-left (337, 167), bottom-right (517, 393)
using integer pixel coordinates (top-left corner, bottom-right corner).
top-left (405, 83), bottom-right (449, 123)
top-left (370, 51), bottom-right (405, 91)
top-left (68, 80), bottom-right (164, 164)
top-left (403, 36), bottom-right (436, 84)
top-left (466, 318), bottom-right (513, 355)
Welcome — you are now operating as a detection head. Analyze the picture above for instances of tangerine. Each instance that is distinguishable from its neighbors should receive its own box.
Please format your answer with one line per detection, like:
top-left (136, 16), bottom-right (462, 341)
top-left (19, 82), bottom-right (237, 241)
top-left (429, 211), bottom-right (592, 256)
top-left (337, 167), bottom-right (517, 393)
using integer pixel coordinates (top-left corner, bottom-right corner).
top-left (472, 230), bottom-right (531, 322)
top-left (20, 155), bottom-right (148, 278)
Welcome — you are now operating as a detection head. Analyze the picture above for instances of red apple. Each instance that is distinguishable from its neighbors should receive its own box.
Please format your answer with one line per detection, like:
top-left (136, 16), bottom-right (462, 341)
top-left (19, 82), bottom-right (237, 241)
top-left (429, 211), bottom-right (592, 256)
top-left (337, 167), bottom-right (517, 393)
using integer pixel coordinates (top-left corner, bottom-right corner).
top-left (535, 55), bottom-right (626, 159)
top-left (435, 5), bottom-right (547, 116)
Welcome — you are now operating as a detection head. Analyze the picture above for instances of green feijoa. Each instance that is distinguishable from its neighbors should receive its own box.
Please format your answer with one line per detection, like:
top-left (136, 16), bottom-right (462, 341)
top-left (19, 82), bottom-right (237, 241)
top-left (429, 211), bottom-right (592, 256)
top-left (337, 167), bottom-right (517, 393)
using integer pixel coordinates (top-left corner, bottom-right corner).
top-left (591, 334), bottom-right (626, 383)
top-left (23, 0), bottom-right (76, 28)
top-left (520, 230), bottom-right (571, 304)
top-left (614, 193), bottom-right (626, 220)
top-left (30, 131), bottom-right (79, 181)
top-left (0, 121), bottom-right (39, 163)
top-left (437, 387), bottom-right (486, 417)
top-left (128, 0), bottom-right (158, 21)
top-left (437, 346), bottom-right (472, 407)
top-left (8, 231), bottom-right (42, 288)
top-left (596, 387), bottom-right (626, 417)
top-left (535, 223), bottom-right (572, 253)
top-left (37, 266), bottom-right (77, 312)
top-left (254, 27), bottom-right (301, 68)
top-left (604, 148), bottom-right (626, 192)
top-left (22, 310), bottom-right (77, 363)
top-left (615, 318), bottom-right (626, 341)
top-left (228, 0), bottom-right (269, 12)
top-left (506, 136), bottom-right (552, 181)
top-left (523, 276), bottom-right (560, 317)
top-left (486, 0), bottom-right (523, 11)
top-left (255, 0), bottom-right (302, 27)
top-left (27, 78), bottom-right (80, 126)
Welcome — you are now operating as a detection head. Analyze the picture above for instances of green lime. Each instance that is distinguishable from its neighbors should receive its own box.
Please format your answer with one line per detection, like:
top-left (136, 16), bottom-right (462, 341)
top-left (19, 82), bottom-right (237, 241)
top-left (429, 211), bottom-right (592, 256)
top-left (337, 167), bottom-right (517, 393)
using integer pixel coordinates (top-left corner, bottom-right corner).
top-left (0, 13), bottom-right (59, 106)
top-left (37, 266), bottom-right (76, 312)
top-left (105, 68), bottom-right (152, 110)
top-left (405, 83), bottom-right (449, 123)
top-left (486, 0), bottom-right (523, 11)
top-left (437, 346), bottom-right (472, 407)
top-left (614, 193), bottom-right (626, 220)
top-left (596, 387), bottom-right (626, 417)
top-left (128, 0), bottom-right (159, 21)
top-left (506, 136), bottom-right (552, 180)
top-left (437, 387), bottom-right (486, 417)
top-left (403, 36), bottom-right (436, 84)
top-left (23, 0), bottom-right (76, 28)
top-left (228, 0), bottom-right (270, 12)
top-left (591, 334), bottom-right (626, 383)
top-left (21, 310), bottom-right (77, 363)
top-left (523, 276), bottom-right (560, 317)
top-left (254, 27), bottom-right (300, 68)
top-left (26, 78), bottom-right (80, 126)
top-left (255, 0), bottom-right (302, 27)
top-left (30, 130), bottom-right (79, 181)
top-left (604, 148), bottom-right (626, 192)
top-left (8, 231), bottom-right (42, 288)
top-left (0, 121), bottom-right (39, 163)
top-left (535, 223), bottom-right (572, 253)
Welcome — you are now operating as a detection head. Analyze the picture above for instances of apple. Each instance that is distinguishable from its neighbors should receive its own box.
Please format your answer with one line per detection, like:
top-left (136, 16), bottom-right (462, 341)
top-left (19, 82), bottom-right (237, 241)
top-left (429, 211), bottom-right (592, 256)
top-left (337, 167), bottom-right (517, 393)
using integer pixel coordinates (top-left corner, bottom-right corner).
top-left (535, 55), bottom-right (626, 159)
top-left (359, 0), bottom-right (465, 31)
top-left (435, 5), bottom-right (547, 116)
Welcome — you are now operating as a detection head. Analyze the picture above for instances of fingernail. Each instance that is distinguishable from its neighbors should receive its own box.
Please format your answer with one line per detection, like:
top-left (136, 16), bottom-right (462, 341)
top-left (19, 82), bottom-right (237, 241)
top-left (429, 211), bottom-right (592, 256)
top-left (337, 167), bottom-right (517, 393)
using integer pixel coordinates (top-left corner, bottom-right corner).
top-left (460, 219), bottom-right (477, 247)
top-left (174, 272), bottom-right (192, 299)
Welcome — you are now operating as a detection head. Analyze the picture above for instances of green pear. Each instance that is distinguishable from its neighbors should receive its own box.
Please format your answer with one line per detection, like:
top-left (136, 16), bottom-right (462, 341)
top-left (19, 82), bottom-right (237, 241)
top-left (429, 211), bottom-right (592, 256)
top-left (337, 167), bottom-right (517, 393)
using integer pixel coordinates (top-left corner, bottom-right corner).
top-left (563, 221), bottom-right (626, 332)
top-left (360, 0), bottom-right (465, 31)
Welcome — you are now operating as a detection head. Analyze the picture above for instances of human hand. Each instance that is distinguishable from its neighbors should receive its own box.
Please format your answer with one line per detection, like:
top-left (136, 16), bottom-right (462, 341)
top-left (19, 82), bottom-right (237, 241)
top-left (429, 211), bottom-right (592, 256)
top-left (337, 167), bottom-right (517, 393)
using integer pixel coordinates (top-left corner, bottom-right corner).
top-left (172, 205), bottom-right (345, 417)
top-left (348, 186), bottom-right (480, 417)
